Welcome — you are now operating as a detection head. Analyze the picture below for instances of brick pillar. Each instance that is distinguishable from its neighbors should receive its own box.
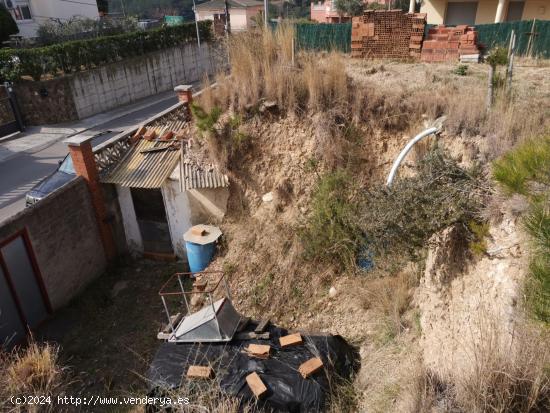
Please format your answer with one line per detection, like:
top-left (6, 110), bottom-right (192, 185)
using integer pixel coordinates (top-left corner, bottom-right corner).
top-left (66, 137), bottom-right (117, 261)
top-left (174, 85), bottom-right (193, 105)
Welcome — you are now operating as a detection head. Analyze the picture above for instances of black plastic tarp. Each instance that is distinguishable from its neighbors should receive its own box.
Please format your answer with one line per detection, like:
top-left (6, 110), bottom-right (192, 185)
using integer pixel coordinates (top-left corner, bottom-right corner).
top-left (147, 320), bottom-right (359, 412)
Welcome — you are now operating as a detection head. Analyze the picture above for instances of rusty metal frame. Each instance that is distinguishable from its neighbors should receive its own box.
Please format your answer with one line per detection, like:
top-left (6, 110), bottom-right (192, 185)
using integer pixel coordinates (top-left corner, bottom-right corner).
top-left (158, 271), bottom-right (231, 337)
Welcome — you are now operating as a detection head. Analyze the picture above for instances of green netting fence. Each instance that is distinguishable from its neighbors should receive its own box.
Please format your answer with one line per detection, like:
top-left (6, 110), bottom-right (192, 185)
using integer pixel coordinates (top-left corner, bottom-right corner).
top-left (475, 20), bottom-right (550, 58)
top-left (295, 23), bottom-right (351, 53)
top-left (293, 20), bottom-right (549, 58)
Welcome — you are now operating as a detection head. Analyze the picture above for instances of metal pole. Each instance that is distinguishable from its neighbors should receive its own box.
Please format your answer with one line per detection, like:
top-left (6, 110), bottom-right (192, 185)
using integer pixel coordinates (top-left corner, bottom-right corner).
top-left (161, 295), bottom-right (175, 334)
top-left (264, 0), bottom-right (268, 28)
top-left (5, 82), bottom-right (24, 132)
top-left (224, 0), bottom-right (231, 35)
top-left (177, 274), bottom-right (190, 313)
top-left (192, 0), bottom-right (201, 49)
top-left (210, 292), bottom-right (224, 339)
top-left (223, 276), bottom-right (231, 301)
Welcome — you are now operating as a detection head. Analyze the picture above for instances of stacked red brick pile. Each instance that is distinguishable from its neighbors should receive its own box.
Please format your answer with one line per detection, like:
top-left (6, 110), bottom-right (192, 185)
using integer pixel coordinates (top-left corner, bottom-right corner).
top-left (351, 10), bottom-right (427, 60)
top-left (421, 25), bottom-right (480, 62)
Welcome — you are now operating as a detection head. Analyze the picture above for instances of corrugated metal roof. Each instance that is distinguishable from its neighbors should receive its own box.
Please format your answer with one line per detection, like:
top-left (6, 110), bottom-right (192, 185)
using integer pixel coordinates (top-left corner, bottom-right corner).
top-left (101, 106), bottom-right (229, 190)
top-left (102, 140), bottom-right (181, 188)
top-left (183, 162), bottom-right (229, 190)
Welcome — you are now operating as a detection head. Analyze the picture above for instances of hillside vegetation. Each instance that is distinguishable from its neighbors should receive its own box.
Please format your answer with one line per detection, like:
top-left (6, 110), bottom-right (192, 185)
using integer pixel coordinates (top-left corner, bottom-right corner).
top-left (193, 24), bottom-right (550, 411)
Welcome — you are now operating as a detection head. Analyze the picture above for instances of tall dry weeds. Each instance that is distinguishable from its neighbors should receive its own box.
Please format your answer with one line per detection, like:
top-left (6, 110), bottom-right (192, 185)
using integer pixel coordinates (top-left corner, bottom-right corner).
top-left (410, 322), bottom-right (550, 413)
top-left (0, 341), bottom-right (67, 412)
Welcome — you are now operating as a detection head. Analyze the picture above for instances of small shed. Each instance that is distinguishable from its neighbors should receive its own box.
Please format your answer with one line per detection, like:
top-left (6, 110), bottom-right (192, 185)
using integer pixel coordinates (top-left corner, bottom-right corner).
top-left (101, 111), bottom-right (229, 261)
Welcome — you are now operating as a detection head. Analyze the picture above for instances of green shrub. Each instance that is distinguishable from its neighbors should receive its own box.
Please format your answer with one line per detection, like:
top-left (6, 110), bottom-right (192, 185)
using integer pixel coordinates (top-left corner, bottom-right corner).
top-left (359, 149), bottom-right (486, 258)
top-left (468, 220), bottom-right (490, 256)
top-left (453, 64), bottom-right (469, 76)
top-left (190, 103), bottom-right (222, 135)
top-left (493, 137), bottom-right (550, 196)
top-left (300, 170), bottom-right (365, 271)
top-left (0, 21), bottom-right (212, 82)
top-left (493, 135), bottom-right (550, 324)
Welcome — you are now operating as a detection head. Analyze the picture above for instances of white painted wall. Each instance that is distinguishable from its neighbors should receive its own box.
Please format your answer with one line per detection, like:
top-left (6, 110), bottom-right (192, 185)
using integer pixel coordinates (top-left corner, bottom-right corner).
top-left (116, 185), bottom-right (143, 256)
top-left (162, 167), bottom-right (193, 260)
top-left (5, 0), bottom-right (99, 38)
top-left (195, 7), bottom-right (259, 31)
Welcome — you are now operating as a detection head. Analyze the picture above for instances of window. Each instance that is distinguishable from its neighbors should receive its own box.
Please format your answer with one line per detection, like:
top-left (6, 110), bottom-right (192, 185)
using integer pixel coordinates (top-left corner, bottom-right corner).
top-left (12, 4), bottom-right (32, 21)
top-left (506, 1), bottom-right (525, 22)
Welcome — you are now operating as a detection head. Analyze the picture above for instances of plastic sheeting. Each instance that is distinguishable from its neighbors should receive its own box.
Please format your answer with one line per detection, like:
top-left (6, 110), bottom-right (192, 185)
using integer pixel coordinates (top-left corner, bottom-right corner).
top-left (147, 320), bottom-right (359, 412)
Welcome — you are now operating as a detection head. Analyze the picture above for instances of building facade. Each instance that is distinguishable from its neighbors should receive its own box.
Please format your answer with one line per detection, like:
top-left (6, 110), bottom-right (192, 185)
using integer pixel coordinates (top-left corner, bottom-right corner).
top-left (420, 0), bottom-right (549, 25)
top-left (194, 0), bottom-right (264, 32)
top-left (1, 0), bottom-right (100, 38)
top-left (310, 0), bottom-right (391, 23)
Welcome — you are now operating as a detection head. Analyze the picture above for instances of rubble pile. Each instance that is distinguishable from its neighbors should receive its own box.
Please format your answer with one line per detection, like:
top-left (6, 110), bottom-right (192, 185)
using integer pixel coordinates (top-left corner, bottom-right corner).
top-left (421, 25), bottom-right (481, 63)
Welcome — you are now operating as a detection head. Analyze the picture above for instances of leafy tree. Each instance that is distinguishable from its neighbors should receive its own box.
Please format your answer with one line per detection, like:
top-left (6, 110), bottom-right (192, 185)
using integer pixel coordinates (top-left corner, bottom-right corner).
top-left (333, 0), bottom-right (364, 18)
top-left (0, 5), bottom-right (18, 46)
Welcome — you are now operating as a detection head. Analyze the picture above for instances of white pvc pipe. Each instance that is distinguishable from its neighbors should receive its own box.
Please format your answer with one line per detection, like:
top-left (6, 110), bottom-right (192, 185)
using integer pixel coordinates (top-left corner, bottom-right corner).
top-left (386, 127), bottom-right (438, 188)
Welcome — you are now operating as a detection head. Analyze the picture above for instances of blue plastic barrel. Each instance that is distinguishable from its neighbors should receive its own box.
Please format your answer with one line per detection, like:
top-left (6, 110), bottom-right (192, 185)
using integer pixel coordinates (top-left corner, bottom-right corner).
top-left (185, 241), bottom-right (216, 274)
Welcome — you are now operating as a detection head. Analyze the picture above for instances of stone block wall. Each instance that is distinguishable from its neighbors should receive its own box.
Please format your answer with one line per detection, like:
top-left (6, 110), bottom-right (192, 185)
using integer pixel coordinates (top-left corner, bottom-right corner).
top-left (14, 77), bottom-right (78, 125)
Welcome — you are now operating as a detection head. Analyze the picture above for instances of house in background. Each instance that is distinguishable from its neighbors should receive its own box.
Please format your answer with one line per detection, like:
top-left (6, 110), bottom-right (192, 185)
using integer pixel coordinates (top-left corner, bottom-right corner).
top-left (310, 0), bottom-right (391, 23)
top-left (420, 0), bottom-right (549, 25)
top-left (1, 0), bottom-right (100, 38)
top-left (194, 0), bottom-right (264, 32)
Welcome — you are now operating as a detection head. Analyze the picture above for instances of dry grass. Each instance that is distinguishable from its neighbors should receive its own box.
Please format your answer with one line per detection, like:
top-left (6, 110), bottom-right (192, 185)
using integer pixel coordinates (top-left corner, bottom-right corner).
top-left (0, 341), bottom-right (66, 412)
top-left (454, 323), bottom-right (550, 412)
top-left (404, 323), bottom-right (550, 413)
top-left (360, 266), bottom-right (419, 345)
top-left (198, 24), bottom-right (349, 116)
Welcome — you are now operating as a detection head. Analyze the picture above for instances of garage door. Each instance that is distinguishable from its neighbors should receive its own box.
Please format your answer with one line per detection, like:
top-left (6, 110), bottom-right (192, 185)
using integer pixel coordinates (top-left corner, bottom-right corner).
top-left (445, 2), bottom-right (478, 26)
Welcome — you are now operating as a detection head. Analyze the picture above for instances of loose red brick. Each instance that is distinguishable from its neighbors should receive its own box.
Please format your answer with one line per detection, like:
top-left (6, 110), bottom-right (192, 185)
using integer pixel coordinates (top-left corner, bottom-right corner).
top-left (143, 130), bottom-right (156, 141)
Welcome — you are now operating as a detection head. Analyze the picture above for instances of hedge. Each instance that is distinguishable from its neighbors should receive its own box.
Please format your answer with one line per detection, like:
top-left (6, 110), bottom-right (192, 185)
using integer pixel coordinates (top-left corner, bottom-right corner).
top-left (0, 21), bottom-right (212, 82)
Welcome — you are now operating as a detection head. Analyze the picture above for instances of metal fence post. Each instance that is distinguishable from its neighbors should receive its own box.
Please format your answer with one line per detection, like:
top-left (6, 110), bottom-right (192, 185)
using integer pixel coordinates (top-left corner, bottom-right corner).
top-left (4, 82), bottom-right (25, 132)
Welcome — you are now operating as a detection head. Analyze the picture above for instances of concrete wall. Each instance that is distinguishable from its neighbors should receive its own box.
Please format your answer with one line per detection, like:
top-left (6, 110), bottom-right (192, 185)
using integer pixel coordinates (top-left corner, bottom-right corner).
top-left (0, 177), bottom-right (107, 310)
top-left (476, 0), bottom-right (500, 23)
top-left (116, 185), bottom-right (143, 256)
top-left (162, 177), bottom-right (193, 259)
top-left (14, 41), bottom-right (219, 125)
top-left (71, 42), bottom-right (218, 119)
top-left (421, 0), bottom-right (447, 24)
top-left (523, 0), bottom-right (550, 20)
top-left (187, 188), bottom-right (230, 224)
